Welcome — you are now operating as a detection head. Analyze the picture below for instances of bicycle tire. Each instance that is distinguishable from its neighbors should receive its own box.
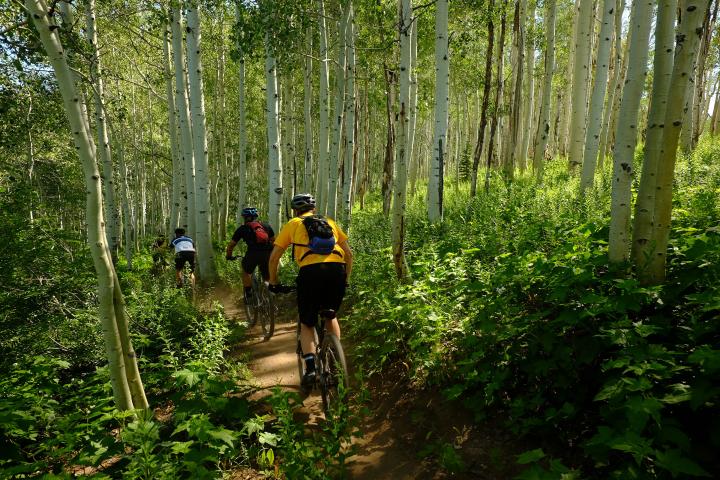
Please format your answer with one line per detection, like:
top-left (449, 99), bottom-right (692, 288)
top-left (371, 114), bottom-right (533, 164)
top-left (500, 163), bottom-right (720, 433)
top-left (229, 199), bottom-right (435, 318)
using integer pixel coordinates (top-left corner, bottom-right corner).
top-left (259, 284), bottom-right (275, 340)
top-left (319, 333), bottom-right (349, 413)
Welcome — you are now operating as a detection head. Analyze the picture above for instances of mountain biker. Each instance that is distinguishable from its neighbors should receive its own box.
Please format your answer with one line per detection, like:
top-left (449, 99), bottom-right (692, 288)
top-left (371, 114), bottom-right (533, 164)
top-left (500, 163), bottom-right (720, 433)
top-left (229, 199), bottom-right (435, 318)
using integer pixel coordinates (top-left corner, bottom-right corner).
top-left (171, 228), bottom-right (195, 288)
top-left (225, 207), bottom-right (275, 303)
top-left (268, 193), bottom-right (353, 391)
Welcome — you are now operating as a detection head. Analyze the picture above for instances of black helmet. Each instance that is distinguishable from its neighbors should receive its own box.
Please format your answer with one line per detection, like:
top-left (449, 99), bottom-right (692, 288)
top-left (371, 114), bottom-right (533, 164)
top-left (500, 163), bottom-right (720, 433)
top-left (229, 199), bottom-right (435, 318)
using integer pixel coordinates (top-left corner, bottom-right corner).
top-left (291, 193), bottom-right (316, 210)
top-left (241, 207), bottom-right (259, 218)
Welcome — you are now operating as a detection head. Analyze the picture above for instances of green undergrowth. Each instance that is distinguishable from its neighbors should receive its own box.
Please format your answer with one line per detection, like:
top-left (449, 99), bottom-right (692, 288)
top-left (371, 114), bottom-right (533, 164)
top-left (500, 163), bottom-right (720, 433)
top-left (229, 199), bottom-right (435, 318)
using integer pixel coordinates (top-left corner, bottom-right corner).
top-left (347, 138), bottom-right (720, 479)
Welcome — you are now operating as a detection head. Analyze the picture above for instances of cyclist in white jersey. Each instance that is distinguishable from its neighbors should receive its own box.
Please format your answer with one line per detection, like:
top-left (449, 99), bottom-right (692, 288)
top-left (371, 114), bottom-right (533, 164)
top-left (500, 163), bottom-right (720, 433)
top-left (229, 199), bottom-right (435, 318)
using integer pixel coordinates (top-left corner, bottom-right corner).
top-left (170, 228), bottom-right (196, 287)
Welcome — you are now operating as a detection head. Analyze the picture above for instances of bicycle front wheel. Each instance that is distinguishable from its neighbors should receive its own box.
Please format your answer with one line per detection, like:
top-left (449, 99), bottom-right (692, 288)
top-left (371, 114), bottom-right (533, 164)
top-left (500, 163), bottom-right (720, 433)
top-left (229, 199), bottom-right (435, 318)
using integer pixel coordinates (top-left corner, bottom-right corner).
top-left (319, 333), bottom-right (349, 413)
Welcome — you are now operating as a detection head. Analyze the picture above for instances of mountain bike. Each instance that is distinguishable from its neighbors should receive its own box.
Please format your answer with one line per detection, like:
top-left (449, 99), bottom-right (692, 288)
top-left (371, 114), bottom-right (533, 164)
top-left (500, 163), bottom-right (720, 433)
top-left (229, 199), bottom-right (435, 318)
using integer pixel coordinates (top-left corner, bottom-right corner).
top-left (296, 309), bottom-right (349, 414)
top-left (243, 269), bottom-right (277, 341)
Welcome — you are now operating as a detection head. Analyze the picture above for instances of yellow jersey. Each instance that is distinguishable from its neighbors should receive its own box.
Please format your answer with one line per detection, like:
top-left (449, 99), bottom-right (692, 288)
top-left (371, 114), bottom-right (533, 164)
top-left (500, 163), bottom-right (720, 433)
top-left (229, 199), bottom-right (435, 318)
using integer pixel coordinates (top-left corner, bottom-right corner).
top-left (274, 213), bottom-right (348, 268)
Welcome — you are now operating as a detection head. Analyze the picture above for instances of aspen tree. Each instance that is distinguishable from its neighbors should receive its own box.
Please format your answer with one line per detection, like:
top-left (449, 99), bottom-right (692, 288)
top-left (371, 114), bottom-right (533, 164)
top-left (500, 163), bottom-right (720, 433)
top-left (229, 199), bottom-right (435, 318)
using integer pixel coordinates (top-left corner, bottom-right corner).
top-left (429, 0), bottom-right (448, 221)
top-left (265, 36), bottom-right (283, 231)
top-left (568, 0), bottom-right (594, 170)
top-left (579, 0), bottom-right (615, 190)
top-left (382, 66), bottom-right (396, 216)
top-left (485, 5), bottom-right (507, 193)
top-left (303, 26), bottom-right (313, 192)
top-left (341, 5), bottom-right (356, 227)
top-left (597, 0), bottom-right (626, 165)
top-left (186, 0), bottom-right (216, 283)
top-left (171, 7), bottom-right (196, 237)
top-left (216, 14), bottom-right (229, 241)
top-left (646, 0), bottom-right (711, 283)
top-left (317, 0), bottom-right (330, 212)
top-left (532, 0), bottom-right (555, 179)
top-left (407, 17), bottom-right (419, 189)
top-left (472, 0), bottom-right (494, 195)
top-left (328, 3), bottom-right (349, 219)
top-left (608, 0), bottom-right (654, 263)
top-left (282, 78), bottom-right (295, 219)
top-left (393, 0), bottom-right (412, 278)
top-left (85, 0), bottom-right (119, 259)
top-left (519, 2), bottom-right (535, 169)
top-left (503, 0), bottom-right (525, 179)
top-left (234, 5), bottom-right (248, 223)
top-left (631, 0), bottom-right (677, 267)
top-left (26, 0), bottom-right (147, 411)
top-left (162, 16), bottom-right (183, 232)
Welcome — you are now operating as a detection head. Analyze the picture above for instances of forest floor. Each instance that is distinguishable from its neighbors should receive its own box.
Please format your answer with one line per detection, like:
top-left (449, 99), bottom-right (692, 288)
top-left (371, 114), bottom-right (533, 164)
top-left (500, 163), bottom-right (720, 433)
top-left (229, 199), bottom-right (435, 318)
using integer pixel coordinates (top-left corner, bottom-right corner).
top-left (213, 285), bottom-right (521, 479)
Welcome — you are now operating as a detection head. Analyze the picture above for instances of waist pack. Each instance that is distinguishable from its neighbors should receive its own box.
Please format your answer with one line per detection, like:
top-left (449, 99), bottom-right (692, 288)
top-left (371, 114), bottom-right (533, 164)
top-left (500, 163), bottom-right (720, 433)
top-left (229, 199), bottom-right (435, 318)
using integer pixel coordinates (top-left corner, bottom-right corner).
top-left (296, 215), bottom-right (341, 261)
top-left (247, 221), bottom-right (270, 244)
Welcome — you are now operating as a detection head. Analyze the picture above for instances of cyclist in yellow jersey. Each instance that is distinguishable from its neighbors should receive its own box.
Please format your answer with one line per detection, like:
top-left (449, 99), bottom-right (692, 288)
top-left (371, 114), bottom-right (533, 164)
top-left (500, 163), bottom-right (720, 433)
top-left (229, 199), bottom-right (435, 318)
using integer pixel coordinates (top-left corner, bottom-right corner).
top-left (268, 193), bottom-right (353, 390)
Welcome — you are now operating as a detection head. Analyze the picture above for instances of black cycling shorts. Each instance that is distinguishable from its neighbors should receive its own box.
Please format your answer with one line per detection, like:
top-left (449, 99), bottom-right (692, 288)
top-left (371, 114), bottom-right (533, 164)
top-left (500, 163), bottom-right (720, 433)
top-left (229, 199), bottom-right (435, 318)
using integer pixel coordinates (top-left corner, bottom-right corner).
top-left (242, 249), bottom-right (271, 278)
top-left (175, 251), bottom-right (195, 271)
top-left (296, 262), bottom-right (346, 327)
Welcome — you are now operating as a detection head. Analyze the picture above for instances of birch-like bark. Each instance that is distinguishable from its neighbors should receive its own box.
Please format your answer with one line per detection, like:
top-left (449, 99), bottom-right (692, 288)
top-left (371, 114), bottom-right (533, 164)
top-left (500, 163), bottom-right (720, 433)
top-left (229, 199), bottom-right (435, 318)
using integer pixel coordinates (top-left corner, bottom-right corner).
top-left (429, 0), bottom-right (449, 221)
top-left (265, 39), bottom-right (283, 231)
top-left (631, 0), bottom-right (677, 267)
top-left (162, 16), bottom-right (182, 232)
top-left (579, 0), bottom-right (615, 190)
top-left (608, 0), bottom-right (654, 263)
top-left (485, 7), bottom-right (507, 193)
top-left (393, 0), bottom-right (412, 279)
top-left (646, 0), bottom-right (710, 283)
top-left (407, 18), bottom-right (419, 190)
top-left (317, 0), bottom-right (330, 212)
top-left (171, 7), bottom-right (196, 237)
top-left (532, 0), bottom-right (555, 179)
top-left (26, 0), bottom-right (148, 411)
top-left (282, 77), bottom-right (295, 219)
top-left (185, 1), bottom-right (216, 284)
top-left (341, 6), bottom-right (356, 227)
top-left (502, 0), bottom-right (525, 179)
top-left (217, 19), bottom-right (229, 241)
top-left (328, 3), bottom-right (349, 219)
top-left (519, 3), bottom-right (535, 169)
top-left (381, 66), bottom-right (395, 216)
top-left (597, 0), bottom-right (626, 166)
top-left (235, 8), bottom-right (248, 223)
top-left (303, 26), bottom-right (313, 192)
top-left (85, 0), bottom-right (119, 259)
top-left (568, 0), bottom-right (594, 169)
top-left (472, 0), bottom-right (494, 194)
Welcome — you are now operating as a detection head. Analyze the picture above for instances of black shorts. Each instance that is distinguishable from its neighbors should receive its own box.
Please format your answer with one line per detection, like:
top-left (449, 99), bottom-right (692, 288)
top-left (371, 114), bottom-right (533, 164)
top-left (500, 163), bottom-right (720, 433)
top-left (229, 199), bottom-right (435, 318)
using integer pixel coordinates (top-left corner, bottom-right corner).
top-left (296, 262), bottom-right (346, 327)
top-left (175, 251), bottom-right (195, 271)
top-left (242, 249), bottom-right (271, 278)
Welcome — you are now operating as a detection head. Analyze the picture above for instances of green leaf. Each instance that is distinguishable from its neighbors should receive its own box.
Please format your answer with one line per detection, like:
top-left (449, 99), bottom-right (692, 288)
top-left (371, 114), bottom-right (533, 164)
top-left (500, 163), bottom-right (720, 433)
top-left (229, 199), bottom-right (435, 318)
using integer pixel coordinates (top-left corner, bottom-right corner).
top-left (170, 440), bottom-right (194, 454)
top-left (208, 428), bottom-right (235, 447)
top-left (517, 448), bottom-right (546, 465)
top-left (258, 431), bottom-right (279, 447)
top-left (174, 369), bottom-right (203, 388)
top-left (655, 449), bottom-right (712, 477)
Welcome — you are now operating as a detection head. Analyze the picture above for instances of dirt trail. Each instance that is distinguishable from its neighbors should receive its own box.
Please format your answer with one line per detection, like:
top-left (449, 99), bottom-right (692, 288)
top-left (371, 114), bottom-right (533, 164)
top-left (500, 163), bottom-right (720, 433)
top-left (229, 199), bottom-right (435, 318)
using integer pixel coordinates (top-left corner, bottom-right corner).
top-left (214, 286), bottom-right (517, 479)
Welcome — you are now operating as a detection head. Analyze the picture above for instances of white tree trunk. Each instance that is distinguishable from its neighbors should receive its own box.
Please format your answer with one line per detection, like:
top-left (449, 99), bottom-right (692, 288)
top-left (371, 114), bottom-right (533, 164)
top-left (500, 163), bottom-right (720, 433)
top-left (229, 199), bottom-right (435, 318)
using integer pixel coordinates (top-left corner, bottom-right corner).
top-left (265, 39), bottom-right (283, 231)
top-left (646, 0), bottom-right (710, 283)
top-left (162, 16), bottom-right (183, 232)
top-left (568, 0), bottom-right (594, 169)
top-left (328, 4), bottom-right (349, 218)
top-left (579, 0), bottom-right (615, 190)
top-left (393, 0), bottom-right (412, 279)
top-left (217, 23), bottom-right (229, 241)
top-left (519, 3), bottom-right (535, 169)
top-left (282, 77), bottom-right (295, 219)
top-left (85, 0), bottom-right (119, 259)
top-left (608, 0), bottom-right (654, 263)
top-left (341, 6), bottom-right (356, 227)
top-left (428, 0), bottom-right (449, 222)
top-left (303, 26), bottom-right (314, 193)
top-left (503, 0), bottom-right (526, 178)
top-left (171, 7), bottom-right (196, 237)
top-left (316, 0), bottom-right (330, 212)
top-left (631, 0), bottom-right (677, 267)
top-left (27, 0), bottom-right (147, 411)
top-left (185, 1), bottom-right (216, 284)
top-left (532, 0), bottom-right (556, 179)
top-left (235, 56), bottom-right (248, 223)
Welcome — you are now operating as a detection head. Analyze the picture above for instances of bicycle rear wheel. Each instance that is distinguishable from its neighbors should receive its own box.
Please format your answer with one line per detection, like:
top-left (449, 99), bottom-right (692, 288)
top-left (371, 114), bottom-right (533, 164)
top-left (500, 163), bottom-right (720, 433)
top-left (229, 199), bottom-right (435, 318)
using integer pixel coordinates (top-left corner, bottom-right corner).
top-left (319, 333), bottom-right (349, 413)
top-left (259, 283), bottom-right (275, 340)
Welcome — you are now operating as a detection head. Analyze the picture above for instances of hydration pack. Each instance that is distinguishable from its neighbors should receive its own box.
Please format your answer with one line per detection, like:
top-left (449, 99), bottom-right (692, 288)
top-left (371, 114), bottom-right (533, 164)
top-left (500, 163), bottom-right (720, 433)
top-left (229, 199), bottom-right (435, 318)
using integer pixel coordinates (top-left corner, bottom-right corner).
top-left (299, 215), bottom-right (339, 260)
top-left (247, 221), bottom-right (270, 244)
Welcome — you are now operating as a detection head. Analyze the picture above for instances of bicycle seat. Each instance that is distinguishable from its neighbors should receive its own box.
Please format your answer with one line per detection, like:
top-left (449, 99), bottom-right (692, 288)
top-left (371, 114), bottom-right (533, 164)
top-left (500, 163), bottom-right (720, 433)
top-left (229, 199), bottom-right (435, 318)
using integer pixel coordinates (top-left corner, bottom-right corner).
top-left (318, 309), bottom-right (336, 319)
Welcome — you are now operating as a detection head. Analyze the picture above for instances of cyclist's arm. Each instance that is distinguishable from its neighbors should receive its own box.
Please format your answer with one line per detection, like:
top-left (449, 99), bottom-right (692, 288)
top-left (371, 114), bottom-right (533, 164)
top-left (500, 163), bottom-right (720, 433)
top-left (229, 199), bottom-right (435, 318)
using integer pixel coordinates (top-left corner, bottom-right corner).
top-left (339, 240), bottom-right (352, 281)
top-left (226, 239), bottom-right (238, 258)
top-left (268, 245), bottom-right (286, 284)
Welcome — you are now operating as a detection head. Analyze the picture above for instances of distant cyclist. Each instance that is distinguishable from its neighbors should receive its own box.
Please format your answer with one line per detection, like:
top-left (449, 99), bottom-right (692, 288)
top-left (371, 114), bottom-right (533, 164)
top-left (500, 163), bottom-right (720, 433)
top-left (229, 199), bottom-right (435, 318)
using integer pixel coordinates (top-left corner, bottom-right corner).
top-left (226, 207), bottom-right (275, 303)
top-left (268, 193), bottom-right (353, 390)
top-left (171, 228), bottom-right (195, 288)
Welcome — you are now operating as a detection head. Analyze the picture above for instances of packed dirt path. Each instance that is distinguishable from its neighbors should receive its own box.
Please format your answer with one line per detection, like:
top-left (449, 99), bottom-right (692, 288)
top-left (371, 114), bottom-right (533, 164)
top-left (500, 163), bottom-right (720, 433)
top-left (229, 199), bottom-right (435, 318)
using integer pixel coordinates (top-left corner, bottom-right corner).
top-left (214, 285), bottom-right (518, 479)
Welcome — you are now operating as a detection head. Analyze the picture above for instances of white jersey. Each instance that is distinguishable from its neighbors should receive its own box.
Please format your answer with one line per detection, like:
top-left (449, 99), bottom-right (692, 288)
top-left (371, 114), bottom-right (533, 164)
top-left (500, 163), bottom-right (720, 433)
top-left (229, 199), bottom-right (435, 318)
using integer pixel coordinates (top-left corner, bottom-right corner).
top-left (171, 236), bottom-right (195, 253)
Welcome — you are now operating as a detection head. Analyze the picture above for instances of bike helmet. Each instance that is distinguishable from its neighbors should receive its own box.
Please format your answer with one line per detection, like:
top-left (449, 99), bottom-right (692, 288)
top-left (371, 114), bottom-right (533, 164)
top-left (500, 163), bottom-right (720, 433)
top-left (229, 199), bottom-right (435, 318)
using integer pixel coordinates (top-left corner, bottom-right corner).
top-left (241, 207), bottom-right (258, 218)
top-left (290, 193), bottom-right (316, 211)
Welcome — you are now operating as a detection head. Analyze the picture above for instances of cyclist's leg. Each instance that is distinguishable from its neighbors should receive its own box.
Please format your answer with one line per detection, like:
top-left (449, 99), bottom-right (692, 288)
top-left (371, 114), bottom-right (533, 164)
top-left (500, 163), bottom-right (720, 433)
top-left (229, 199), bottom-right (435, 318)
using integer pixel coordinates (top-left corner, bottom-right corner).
top-left (258, 250), bottom-right (272, 281)
top-left (322, 263), bottom-right (347, 339)
top-left (174, 254), bottom-right (184, 286)
top-left (297, 265), bottom-right (321, 368)
top-left (241, 253), bottom-right (257, 300)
